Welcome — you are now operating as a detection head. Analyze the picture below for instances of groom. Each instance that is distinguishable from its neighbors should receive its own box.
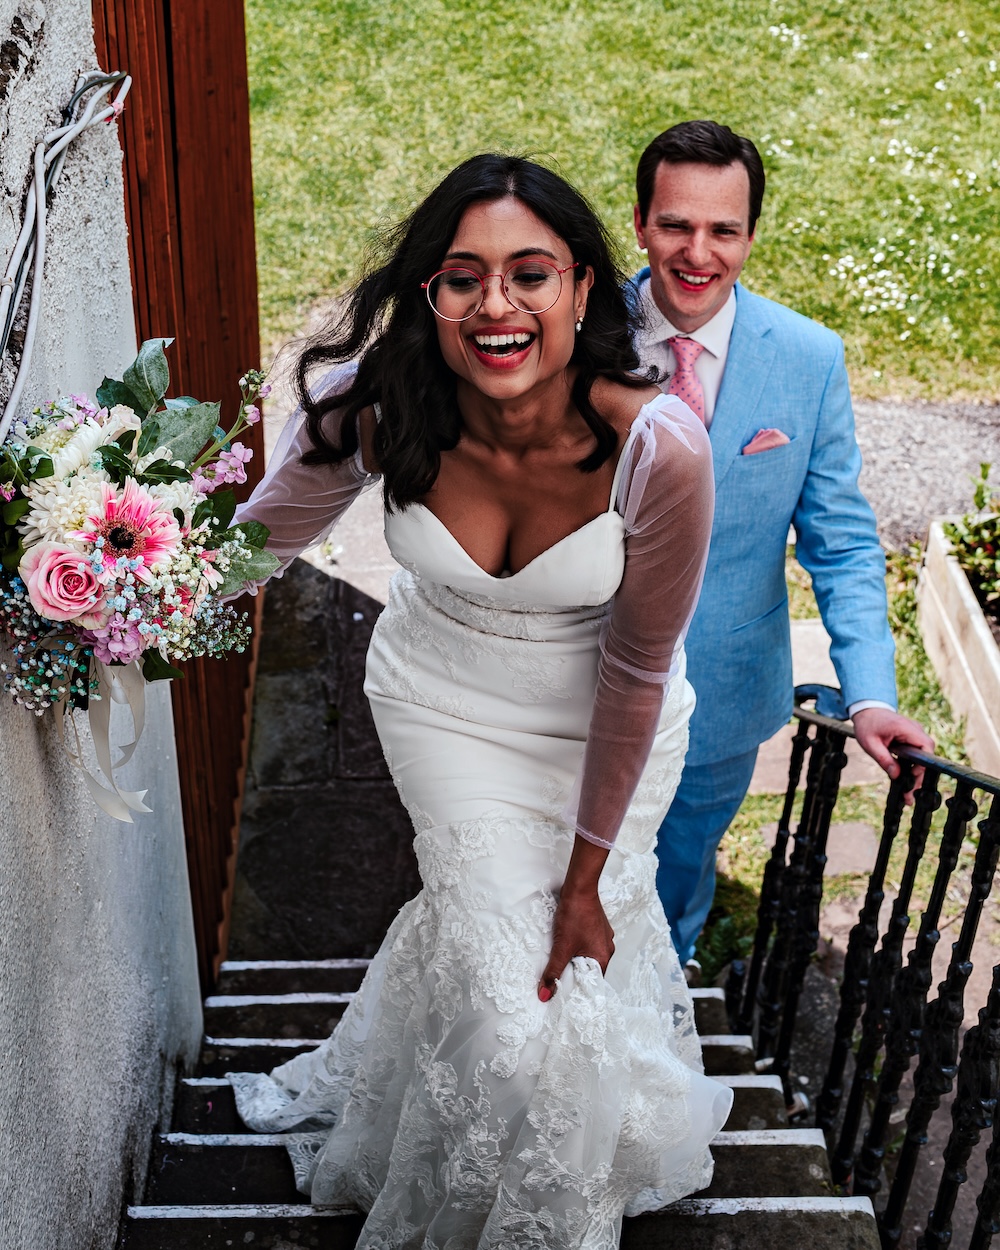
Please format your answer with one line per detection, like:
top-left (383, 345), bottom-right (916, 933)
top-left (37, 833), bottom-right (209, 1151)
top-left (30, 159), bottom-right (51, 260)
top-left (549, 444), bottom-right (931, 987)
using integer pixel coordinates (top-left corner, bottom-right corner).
top-left (631, 120), bottom-right (932, 965)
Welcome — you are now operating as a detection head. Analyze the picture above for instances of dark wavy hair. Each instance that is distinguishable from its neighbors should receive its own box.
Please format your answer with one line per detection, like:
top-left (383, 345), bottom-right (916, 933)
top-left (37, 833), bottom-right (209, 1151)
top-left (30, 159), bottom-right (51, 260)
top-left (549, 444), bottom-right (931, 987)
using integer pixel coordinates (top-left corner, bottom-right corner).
top-left (296, 153), bottom-right (651, 509)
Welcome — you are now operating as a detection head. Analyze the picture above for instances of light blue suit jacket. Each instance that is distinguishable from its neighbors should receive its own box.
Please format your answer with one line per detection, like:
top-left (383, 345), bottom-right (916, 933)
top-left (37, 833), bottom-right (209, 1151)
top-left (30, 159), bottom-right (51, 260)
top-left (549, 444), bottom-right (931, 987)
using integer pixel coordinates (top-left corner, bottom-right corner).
top-left (633, 274), bottom-right (897, 765)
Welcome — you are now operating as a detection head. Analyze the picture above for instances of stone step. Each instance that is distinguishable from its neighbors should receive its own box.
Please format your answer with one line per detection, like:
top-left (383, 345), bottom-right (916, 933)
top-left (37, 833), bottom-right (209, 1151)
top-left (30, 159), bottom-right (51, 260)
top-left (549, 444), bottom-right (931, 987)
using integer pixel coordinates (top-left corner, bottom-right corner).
top-left (202, 1031), bottom-right (754, 1080)
top-left (173, 1073), bottom-right (789, 1136)
top-left (203, 992), bottom-right (352, 1039)
top-left (701, 1034), bottom-right (755, 1075)
top-left (216, 958), bottom-right (370, 996)
top-left (622, 1196), bottom-right (881, 1249)
top-left (715, 1074), bottom-right (788, 1130)
top-left (700, 1129), bottom-right (831, 1198)
top-left (203, 984), bottom-right (729, 1040)
top-left (121, 1196), bottom-right (879, 1250)
top-left (120, 1204), bottom-right (364, 1249)
top-left (688, 986), bottom-right (729, 1035)
top-left (145, 1126), bottom-right (828, 1207)
top-left (197, 1036), bottom-right (322, 1078)
top-left (146, 1136), bottom-right (304, 1206)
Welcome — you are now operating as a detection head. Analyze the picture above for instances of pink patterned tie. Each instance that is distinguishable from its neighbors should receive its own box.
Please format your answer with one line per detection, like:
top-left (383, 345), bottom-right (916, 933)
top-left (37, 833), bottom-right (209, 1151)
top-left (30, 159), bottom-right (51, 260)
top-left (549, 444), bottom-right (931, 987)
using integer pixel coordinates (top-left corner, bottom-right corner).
top-left (667, 335), bottom-right (706, 423)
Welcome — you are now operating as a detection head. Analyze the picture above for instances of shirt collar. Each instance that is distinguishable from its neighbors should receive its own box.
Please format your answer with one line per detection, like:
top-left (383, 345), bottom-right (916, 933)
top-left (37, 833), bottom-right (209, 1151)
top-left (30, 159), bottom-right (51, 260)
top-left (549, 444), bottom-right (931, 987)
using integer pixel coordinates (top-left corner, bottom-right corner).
top-left (636, 278), bottom-right (737, 360)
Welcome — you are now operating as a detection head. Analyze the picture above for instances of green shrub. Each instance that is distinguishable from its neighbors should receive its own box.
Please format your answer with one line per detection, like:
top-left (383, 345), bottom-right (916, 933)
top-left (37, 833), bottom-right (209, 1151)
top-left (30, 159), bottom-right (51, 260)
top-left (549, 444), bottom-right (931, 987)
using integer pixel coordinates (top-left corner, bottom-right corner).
top-left (943, 462), bottom-right (1000, 616)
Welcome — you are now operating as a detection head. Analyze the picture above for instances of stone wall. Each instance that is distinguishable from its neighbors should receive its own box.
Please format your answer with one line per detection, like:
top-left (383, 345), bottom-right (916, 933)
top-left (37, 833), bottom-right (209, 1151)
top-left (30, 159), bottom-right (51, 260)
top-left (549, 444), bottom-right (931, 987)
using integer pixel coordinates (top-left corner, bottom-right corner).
top-left (0, 4), bottom-right (202, 1248)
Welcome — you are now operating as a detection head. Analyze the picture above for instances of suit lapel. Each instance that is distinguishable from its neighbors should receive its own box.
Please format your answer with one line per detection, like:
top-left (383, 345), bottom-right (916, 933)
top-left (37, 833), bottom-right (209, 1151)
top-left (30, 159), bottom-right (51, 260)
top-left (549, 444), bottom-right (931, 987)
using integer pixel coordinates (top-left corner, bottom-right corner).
top-left (710, 286), bottom-right (777, 489)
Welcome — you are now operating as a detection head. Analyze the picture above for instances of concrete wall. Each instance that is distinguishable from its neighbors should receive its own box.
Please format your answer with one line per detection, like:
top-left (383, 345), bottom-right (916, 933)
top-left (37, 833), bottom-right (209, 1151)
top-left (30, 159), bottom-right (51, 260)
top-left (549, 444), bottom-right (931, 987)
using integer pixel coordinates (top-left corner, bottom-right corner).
top-left (0, 3), bottom-right (203, 1247)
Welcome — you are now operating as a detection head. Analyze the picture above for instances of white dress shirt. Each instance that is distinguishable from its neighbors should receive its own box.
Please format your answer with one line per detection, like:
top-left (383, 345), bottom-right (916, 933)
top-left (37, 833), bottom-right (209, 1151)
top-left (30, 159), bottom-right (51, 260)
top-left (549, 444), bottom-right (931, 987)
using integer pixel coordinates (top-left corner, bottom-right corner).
top-left (634, 276), bottom-right (891, 721)
top-left (635, 279), bottom-right (736, 427)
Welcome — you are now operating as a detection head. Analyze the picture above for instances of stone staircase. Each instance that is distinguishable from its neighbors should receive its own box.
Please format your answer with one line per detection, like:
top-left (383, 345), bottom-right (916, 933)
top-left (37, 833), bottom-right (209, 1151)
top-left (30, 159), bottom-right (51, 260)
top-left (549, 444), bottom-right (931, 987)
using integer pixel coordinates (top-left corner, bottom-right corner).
top-left (119, 958), bottom-right (880, 1249)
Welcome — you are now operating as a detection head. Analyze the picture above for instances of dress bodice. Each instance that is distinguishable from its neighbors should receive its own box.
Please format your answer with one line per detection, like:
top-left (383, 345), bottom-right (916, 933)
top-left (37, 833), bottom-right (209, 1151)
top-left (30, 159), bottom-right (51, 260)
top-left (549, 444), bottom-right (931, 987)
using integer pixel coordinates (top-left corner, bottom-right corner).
top-left (382, 420), bottom-right (640, 609)
top-left (384, 504), bottom-right (626, 608)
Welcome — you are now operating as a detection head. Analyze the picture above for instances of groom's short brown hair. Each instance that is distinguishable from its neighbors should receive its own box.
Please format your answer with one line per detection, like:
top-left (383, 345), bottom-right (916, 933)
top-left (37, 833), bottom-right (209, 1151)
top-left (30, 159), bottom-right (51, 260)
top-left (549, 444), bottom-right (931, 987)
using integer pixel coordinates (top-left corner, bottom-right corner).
top-left (636, 120), bottom-right (766, 231)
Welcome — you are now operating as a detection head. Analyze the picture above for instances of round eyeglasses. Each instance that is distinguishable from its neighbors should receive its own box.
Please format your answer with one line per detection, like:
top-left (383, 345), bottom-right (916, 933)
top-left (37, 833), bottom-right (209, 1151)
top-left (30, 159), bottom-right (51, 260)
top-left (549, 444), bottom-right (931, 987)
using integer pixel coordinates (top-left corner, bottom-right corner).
top-left (422, 260), bottom-right (578, 322)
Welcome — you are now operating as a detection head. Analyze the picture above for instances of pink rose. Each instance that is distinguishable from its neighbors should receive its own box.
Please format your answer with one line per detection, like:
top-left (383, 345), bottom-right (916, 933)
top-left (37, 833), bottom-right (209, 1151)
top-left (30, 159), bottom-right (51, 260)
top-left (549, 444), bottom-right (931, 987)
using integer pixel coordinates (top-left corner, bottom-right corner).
top-left (20, 542), bottom-right (107, 627)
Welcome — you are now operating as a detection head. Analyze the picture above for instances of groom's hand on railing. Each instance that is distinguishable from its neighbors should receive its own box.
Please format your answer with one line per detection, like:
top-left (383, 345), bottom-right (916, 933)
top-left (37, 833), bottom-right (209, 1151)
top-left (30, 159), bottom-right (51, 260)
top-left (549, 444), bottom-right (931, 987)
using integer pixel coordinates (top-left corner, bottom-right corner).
top-left (851, 706), bottom-right (934, 802)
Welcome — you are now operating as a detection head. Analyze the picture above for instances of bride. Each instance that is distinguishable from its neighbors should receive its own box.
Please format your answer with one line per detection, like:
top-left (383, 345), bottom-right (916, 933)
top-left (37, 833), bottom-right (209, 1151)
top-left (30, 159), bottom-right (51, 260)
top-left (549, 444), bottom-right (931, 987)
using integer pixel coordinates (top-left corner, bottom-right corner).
top-left (228, 153), bottom-right (732, 1248)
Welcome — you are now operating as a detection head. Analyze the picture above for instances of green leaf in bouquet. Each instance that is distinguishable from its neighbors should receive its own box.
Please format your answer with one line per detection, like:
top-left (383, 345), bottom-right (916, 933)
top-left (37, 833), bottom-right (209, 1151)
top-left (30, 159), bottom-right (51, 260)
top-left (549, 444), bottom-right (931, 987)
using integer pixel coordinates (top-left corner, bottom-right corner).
top-left (137, 418), bottom-right (161, 459)
top-left (215, 547), bottom-right (280, 598)
top-left (156, 400), bottom-right (221, 464)
top-left (163, 396), bottom-right (200, 411)
top-left (138, 460), bottom-right (193, 485)
top-left (115, 430), bottom-right (138, 455)
top-left (232, 519), bottom-right (270, 550)
top-left (96, 443), bottom-right (134, 485)
top-left (2, 538), bottom-right (25, 572)
top-left (124, 338), bottom-right (174, 414)
top-left (2, 496), bottom-right (30, 526)
top-left (192, 487), bottom-right (237, 544)
top-left (96, 377), bottom-right (144, 414)
top-left (25, 448), bottom-right (54, 479)
top-left (141, 648), bottom-right (186, 682)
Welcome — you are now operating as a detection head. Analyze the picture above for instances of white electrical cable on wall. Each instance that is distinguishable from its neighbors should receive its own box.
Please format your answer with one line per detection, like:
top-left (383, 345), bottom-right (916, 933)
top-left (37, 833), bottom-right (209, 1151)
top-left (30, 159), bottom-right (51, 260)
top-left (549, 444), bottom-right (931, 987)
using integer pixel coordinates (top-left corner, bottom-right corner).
top-left (0, 71), bottom-right (132, 442)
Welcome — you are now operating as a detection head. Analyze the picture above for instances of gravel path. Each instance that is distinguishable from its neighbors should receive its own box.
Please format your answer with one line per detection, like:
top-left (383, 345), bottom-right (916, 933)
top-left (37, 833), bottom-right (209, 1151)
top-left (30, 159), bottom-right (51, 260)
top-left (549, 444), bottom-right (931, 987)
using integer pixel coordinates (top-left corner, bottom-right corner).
top-left (855, 399), bottom-right (1000, 549)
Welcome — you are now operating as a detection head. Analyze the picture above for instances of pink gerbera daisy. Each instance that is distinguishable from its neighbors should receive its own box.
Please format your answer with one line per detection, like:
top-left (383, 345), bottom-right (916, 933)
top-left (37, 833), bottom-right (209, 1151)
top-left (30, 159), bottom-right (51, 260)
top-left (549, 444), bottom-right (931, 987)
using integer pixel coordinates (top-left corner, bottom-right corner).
top-left (74, 478), bottom-right (181, 568)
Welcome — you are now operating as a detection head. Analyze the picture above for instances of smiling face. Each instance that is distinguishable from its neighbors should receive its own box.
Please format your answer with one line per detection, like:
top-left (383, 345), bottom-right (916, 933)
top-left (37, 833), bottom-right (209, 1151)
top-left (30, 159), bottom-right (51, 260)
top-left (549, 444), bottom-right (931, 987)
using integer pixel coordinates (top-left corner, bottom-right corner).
top-left (634, 160), bottom-right (755, 333)
top-left (432, 197), bottom-right (592, 405)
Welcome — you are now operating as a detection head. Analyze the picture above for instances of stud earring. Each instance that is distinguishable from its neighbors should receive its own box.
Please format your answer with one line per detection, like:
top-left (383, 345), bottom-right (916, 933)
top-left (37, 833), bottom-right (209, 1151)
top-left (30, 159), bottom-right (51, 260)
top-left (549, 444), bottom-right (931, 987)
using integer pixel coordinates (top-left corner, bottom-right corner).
top-left (575, 318), bottom-right (583, 332)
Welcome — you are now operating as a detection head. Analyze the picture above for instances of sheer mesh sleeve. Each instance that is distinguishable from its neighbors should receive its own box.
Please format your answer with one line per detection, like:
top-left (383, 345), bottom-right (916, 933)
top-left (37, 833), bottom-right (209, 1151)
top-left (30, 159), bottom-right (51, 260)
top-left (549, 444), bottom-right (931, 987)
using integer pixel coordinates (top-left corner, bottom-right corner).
top-left (567, 396), bottom-right (715, 849)
top-left (234, 364), bottom-right (379, 586)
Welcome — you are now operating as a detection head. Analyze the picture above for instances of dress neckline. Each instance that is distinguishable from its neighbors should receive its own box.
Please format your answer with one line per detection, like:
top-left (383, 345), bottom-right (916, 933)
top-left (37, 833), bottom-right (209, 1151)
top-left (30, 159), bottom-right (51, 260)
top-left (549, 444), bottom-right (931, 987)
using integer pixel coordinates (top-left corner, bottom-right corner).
top-left (411, 404), bottom-right (648, 582)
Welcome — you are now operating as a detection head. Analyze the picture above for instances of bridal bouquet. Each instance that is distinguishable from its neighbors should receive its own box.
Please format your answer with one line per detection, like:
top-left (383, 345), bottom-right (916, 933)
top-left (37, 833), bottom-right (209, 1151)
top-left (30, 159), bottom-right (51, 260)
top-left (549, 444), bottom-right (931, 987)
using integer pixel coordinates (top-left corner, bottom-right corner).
top-left (0, 338), bottom-right (278, 818)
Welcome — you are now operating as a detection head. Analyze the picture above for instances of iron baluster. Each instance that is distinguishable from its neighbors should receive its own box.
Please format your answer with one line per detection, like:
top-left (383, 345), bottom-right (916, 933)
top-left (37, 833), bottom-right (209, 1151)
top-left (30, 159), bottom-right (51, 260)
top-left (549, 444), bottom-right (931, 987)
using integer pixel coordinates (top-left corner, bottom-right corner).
top-left (854, 781), bottom-right (976, 1201)
top-left (815, 765), bottom-right (911, 1137)
top-left (883, 792), bottom-right (998, 1242)
top-left (971, 1040), bottom-right (1000, 1250)
top-left (769, 725), bottom-right (849, 1103)
top-left (755, 721), bottom-right (831, 1062)
top-left (831, 769), bottom-right (942, 1188)
top-left (732, 713), bottom-right (812, 1035)
top-left (919, 961), bottom-right (1000, 1250)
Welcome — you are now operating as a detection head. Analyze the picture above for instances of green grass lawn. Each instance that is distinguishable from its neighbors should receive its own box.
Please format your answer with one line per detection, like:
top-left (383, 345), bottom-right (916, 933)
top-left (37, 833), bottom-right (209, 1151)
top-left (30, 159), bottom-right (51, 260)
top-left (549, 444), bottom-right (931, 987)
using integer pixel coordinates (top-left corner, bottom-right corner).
top-left (247, 0), bottom-right (1000, 399)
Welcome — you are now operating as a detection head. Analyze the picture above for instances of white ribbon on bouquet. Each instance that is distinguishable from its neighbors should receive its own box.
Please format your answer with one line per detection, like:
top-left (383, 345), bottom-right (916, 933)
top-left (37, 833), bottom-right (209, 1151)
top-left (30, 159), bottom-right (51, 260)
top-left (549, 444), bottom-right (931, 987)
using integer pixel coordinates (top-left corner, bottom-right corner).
top-left (54, 660), bottom-right (153, 823)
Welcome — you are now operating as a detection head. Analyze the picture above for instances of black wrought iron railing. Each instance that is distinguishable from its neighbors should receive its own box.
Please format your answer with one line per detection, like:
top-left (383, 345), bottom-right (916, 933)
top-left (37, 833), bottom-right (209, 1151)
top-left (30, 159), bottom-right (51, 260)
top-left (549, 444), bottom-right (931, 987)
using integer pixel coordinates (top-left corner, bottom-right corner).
top-left (726, 685), bottom-right (1000, 1250)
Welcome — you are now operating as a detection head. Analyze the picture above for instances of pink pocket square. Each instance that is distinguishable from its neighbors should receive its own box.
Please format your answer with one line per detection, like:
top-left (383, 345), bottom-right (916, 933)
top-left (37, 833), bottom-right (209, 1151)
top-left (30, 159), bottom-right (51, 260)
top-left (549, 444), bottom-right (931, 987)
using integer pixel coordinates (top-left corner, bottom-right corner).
top-left (742, 428), bottom-right (791, 455)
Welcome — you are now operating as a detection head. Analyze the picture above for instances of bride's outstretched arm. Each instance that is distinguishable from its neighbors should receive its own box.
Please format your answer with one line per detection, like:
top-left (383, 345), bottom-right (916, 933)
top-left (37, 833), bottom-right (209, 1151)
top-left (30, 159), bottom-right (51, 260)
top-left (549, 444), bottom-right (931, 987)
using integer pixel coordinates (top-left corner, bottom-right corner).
top-left (539, 398), bottom-right (714, 998)
top-left (234, 366), bottom-right (379, 587)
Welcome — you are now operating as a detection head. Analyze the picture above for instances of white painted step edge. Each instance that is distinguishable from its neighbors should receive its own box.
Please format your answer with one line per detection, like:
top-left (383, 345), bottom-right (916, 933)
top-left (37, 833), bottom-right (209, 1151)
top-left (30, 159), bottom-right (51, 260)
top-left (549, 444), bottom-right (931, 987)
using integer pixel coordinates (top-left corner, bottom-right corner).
top-left (203, 1036), bottom-right (326, 1048)
top-left (699, 1034), bottom-right (754, 1048)
top-left (128, 1196), bottom-right (876, 1220)
top-left (715, 1074), bottom-right (784, 1091)
top-left (220, 959), bottom-right (371, 971)
top-left (182, 1073), bottom-right (784, 1094)
top-left (205, 993), bottom-right (354, 1007)
top-left (688, 988), bottom-right (725, 1001)
top-left (158, 1128), bottom-right (826, 1149)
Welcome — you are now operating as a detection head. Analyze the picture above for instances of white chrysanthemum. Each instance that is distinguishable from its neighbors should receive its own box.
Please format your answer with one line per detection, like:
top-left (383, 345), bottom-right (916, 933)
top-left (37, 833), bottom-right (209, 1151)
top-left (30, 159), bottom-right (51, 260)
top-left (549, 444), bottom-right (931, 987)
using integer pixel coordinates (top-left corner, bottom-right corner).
top-left (146, 477), bottom-right (200, 525)
top-left (32, 417), bottom-right (112, 479)
top-left (20, 470), bottom-right (107, 547)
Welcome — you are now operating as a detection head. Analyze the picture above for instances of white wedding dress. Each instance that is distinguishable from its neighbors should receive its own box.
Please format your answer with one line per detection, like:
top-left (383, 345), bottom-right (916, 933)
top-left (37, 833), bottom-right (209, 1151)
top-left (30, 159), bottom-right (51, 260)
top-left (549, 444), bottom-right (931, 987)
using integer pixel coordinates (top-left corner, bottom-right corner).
top-left (228, 377), bottom-right (733, 1248)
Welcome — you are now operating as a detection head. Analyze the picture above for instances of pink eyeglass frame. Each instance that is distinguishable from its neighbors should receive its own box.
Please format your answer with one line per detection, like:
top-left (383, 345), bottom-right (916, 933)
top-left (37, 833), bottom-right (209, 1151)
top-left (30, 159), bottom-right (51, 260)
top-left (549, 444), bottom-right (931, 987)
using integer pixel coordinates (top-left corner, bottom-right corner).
top-left (421, 260), bottom-right (579, 321)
